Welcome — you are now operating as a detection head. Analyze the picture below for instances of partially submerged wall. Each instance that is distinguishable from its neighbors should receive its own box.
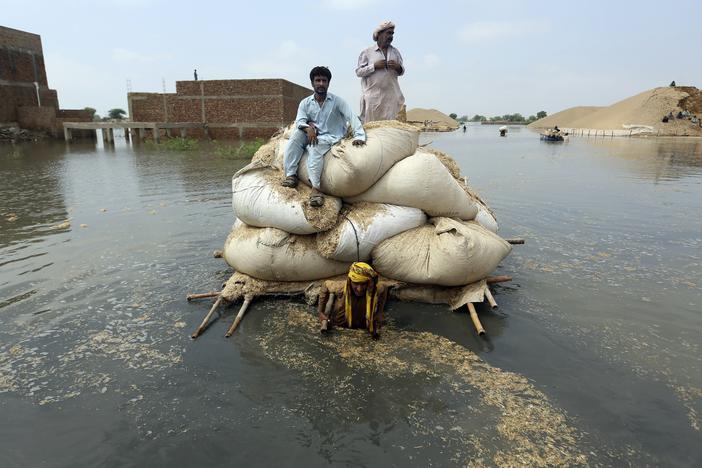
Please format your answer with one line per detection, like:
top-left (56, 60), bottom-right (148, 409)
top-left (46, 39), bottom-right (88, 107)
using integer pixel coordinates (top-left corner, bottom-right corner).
top-left (128, 79), bottom-right (312, 139)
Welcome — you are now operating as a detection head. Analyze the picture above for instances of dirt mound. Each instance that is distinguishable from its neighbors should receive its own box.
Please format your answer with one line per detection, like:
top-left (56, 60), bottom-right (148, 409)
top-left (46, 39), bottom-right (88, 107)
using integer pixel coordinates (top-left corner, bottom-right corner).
top-left (529, 87), bottom-right (702, 136)
top-left (528, 106), bottom-right (602, 129)
top-left (406, 108), bottom-right (459, 130)
top-left (679, 86), bottom-right (702, 114)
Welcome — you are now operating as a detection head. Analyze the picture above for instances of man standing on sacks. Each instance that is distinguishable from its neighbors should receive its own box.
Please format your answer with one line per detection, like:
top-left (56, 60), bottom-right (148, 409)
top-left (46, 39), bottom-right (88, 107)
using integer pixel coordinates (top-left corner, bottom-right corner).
top-left (282, 66), bottom-right (366, 207)
top-left (356, 21), bottom-right (405, 122)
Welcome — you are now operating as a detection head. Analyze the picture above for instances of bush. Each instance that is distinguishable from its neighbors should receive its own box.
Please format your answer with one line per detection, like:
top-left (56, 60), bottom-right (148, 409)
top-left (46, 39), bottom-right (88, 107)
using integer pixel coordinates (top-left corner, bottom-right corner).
top-left (165, 137), bottom-right (199, 151)
top-left (213, 138), bottom-right (264, 159)
top-left (153, 137), bottom-right (199, 151)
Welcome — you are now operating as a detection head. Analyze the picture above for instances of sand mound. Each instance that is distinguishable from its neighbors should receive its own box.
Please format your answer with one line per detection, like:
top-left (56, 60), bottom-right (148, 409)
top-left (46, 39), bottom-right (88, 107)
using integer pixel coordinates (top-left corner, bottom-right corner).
top-left (527, 106), bottom-right (602, 130)
top-left (407, 108), bottom-right (459, 130)
top-left (529, 87), bottom-right (702, 136)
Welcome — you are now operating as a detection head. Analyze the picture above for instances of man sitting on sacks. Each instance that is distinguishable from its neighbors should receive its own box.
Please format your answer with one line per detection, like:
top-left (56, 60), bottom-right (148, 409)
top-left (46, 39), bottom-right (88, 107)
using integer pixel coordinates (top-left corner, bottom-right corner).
top-left (281, 66), bottom-right (366, 207)
top-left (318, 262), bottom-right (388, 339)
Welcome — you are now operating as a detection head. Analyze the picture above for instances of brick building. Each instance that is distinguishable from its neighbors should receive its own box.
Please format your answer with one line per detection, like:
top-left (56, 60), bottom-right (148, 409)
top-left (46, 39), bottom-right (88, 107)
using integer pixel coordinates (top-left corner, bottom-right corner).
top-left (128, 78), bottom-right (312, 139)
top-left (0, 25), bottom-right (92, 137)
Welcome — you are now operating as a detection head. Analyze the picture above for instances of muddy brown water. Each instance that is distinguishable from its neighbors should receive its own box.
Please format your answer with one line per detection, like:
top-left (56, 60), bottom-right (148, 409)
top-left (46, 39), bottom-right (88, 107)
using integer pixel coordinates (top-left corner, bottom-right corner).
top-left (1, 126), bottom-right (700, 467)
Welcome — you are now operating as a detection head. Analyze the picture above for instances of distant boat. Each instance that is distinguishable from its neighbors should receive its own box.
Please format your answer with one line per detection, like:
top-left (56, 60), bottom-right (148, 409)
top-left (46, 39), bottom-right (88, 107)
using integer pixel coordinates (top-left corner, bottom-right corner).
top-left (540, 133), bottom-right (564, 142)
top-left (540, 128), bottom-right (566, 142)
top-left (499, 126), bottom-right (507, 137)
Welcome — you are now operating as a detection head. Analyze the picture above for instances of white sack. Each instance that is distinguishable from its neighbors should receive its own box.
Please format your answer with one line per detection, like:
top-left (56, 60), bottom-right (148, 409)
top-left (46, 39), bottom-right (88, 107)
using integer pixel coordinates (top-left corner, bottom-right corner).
top-left (232, 165), bottom-right (341, 234)
top-left (317, 203), bottom-right (427, 262)
top-left (274, 124), bottom-right (419, 197)
top-left (474, 203), bottom-right (498, 233)
top-left (299, 126), bottom-right (418, 197)
top-left (346, 149), bottom-right (479, 220)
top-left (223, 222), bottom-right (350, 281)
top-left (371, 218), bottom-right (512, 286)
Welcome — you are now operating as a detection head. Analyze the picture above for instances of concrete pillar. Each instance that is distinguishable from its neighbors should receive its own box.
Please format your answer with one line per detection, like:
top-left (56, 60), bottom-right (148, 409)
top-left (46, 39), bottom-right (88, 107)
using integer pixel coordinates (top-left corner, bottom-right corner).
top-left (102, 128), bottom-right (109, 142)
top-left (107, 128), bottom-right (114, 143)
top-left (63, 126), bottom-right (72, 142)
top-left (180, 128), bottom-right (187, 138)
top-left (153, 126), bottom-right (160, 143)
top-left (124, 128), bottom-right (130, 142)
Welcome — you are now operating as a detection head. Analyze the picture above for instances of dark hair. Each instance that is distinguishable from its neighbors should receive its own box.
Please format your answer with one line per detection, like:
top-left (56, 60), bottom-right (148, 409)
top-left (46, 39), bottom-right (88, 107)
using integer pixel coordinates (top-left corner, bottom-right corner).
top-left (309, 66), bottom-right (332, 83)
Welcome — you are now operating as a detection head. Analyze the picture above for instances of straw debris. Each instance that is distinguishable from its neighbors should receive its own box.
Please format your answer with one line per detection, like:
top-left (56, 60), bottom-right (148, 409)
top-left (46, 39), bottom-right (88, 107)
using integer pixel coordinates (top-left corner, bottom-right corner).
top-left (257, 307), bottom-right (588, 466)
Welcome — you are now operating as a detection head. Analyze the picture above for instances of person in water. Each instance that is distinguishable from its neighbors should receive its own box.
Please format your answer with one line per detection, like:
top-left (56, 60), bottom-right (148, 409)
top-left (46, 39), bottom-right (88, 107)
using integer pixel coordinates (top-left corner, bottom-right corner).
top-left (317, 262), bottom-right (388, 339)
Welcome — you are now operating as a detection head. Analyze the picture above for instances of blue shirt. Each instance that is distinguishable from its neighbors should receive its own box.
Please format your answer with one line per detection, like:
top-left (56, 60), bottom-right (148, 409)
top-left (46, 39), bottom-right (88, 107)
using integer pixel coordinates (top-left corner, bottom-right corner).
top-left (294, 93), bottom-right (366, 145)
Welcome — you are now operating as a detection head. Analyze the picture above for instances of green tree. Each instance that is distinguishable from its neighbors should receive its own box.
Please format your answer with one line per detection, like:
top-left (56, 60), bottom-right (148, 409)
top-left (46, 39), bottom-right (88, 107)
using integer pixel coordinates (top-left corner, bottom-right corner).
top-left (107, 108), bottom-right (127, 120)
top-left (470, 114), bottom-right (486, 122)
top-left (526, 115), bottom-right (537, 123)
top-left (449, 113), bottom-right (458, 120)
top-left (458, 115), bottom-right (468, 122)
top-left (84, 107), bottom-right (101, 121)
top-left (536, 110), bottom-right (547, 119)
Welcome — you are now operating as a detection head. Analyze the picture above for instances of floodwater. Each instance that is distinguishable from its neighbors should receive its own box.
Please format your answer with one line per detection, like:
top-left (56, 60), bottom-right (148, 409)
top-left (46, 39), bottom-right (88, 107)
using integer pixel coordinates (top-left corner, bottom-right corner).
top-left (1, 125), bottom-right (700, 467)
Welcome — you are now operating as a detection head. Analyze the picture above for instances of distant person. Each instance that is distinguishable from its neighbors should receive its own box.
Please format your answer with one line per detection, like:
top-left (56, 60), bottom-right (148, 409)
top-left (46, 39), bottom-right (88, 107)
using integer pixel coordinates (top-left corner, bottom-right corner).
top-left (668, 111), bottom-right (674, 119)
top-left (281, 66), bottom-right (366, 207)
top-left (677, 111), bottom-right (684, 119)
top-left (318, 262), bottom-right (388, 339)
top-left (194, 69), bottom-right (198, 81)
top-left (670, 80), bottom-right (676, 87)
top-left (463, 124), bottom-right (467, 133)
top-left (356, 20), bottom-right (405, 123)
top-left (691, 115), bottom-right (699, 125)
top-left (662, 115), bottom-right (669, 123)
top-left (554, 125), bottom-right (560, 132)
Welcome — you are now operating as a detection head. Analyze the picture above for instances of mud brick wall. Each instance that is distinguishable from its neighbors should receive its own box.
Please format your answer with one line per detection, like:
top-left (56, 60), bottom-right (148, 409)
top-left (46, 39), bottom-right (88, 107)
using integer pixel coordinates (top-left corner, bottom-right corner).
top-left (0, 26), bottom-right (43, 53)
top-left (281, 79), bottom-right (313, 121)
top-left (128, 79), bottom-right (312, 139)
top-left (0, 26), bottom-right (48, 85)
top-left (1, 26), bottom-right (55, 123)
top-left (0, 46), bottom-right (48, 85)
top-left (128, 93), bottom-right (176, 122)
top-left (17, 106), bottom-right (56, 131)
top-left (57, 109), bottom-right (92, 120)
top-left (0, 85), bottom-right (34, 121)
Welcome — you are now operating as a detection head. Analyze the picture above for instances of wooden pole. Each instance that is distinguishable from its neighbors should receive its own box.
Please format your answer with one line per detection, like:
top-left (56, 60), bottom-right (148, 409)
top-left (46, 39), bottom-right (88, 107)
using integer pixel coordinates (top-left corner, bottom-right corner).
top-left (505, 238), bottom-right (525, 245)
top-left (484, 287), bottom-right (498, 309)
top-left (486, 275), bottom-right (512, 284)
top-left (191, 296), bottom-right (222, 339)
top-left (225, 296), bottom-right (253, 337)
top-left (186, 291), bottom-right (221, 301)
top-left (467, 303), bottom-right (485, 336)
top-left (321, 292), bottom-right (335, 331)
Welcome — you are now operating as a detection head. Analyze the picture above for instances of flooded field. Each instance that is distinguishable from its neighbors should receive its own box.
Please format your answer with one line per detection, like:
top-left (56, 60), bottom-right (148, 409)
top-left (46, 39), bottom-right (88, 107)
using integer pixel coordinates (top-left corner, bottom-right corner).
top-left (1, 125), bottom-right (700, 466)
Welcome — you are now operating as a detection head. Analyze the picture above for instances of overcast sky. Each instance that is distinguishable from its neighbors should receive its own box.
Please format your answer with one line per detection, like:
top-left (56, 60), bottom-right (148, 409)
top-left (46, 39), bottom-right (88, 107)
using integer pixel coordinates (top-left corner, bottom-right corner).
top-left (3, 0), bottom-right (701, 118)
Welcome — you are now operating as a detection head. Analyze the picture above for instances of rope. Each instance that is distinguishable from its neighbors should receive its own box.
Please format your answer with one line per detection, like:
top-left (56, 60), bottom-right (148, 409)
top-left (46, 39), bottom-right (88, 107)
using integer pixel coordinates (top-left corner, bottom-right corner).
top-left (342, 213), bottom-right (361, 262)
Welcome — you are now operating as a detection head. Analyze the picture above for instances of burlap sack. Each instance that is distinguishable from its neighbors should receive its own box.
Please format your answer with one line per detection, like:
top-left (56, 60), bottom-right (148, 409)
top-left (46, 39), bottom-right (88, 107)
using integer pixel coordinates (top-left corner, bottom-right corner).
top-left (371, 218), bottom-right (511, 286)
top-left (232, 164), bottom-right (341, 234)
top-left (346, 149), bottom-right (479, 220)
top-left (223, 222), bottom-right (350, 281)
top-left (316, 202), bottom-right (426, 262)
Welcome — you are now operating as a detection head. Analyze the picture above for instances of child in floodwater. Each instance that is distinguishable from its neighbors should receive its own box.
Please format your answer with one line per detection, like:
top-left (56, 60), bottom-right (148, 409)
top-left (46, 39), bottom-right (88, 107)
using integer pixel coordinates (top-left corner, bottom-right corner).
top-left (318, 262), bottom-right (388, 339)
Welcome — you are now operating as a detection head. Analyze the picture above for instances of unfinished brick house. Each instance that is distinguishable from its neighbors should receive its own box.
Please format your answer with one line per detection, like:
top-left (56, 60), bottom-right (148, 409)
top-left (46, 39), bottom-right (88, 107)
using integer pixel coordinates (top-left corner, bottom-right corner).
top-left (128, 79), bottom-right (312, 139)
top-left (0, 25), bottom-right (93, 137)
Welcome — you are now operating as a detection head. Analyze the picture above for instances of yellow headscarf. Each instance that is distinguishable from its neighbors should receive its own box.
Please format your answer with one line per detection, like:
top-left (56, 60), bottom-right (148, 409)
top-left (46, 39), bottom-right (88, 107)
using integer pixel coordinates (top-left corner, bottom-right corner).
top-left (344, 262), bottom-right (379, 332)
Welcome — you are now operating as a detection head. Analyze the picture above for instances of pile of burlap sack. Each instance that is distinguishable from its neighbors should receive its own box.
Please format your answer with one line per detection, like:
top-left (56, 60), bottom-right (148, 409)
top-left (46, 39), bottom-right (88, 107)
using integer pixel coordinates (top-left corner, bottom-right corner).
top-left (223, 121), bottom-right (511, 289)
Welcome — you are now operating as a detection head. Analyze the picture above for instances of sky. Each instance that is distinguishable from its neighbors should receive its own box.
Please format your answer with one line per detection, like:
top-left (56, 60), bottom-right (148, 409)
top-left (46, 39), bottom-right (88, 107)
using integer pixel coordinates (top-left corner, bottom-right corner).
top-left (3, 0), bottom-right (701, 118)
